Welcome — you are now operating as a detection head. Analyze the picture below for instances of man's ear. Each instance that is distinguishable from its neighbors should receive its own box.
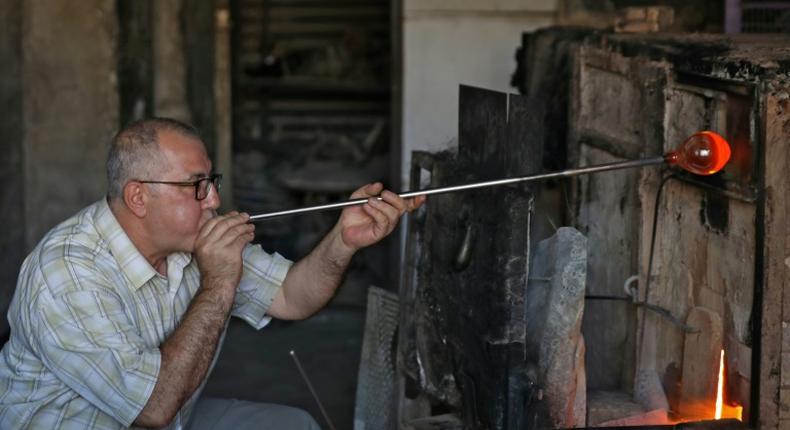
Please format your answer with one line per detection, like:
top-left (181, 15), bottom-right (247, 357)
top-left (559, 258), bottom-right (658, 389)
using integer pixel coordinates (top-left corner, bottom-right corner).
top-left (123, 181), bottom-right (148, 218)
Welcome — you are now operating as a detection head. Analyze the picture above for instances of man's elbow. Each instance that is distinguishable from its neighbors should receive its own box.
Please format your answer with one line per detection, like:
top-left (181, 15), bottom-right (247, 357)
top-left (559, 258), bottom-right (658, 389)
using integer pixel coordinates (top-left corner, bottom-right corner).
top-left (269, 307), bottom-right (313, 321)
top-left (134, 404), bottom-right (179, 428)
top-left (272, 299), bottom-right (318, 321)
top-left (268, 294), bottom-right (315, 321)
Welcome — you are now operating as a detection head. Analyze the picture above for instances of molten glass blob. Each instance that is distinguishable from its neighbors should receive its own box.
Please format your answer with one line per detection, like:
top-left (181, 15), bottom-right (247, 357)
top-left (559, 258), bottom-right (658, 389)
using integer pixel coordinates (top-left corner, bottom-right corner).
top-left (665, 131), bottom-right (731, 175)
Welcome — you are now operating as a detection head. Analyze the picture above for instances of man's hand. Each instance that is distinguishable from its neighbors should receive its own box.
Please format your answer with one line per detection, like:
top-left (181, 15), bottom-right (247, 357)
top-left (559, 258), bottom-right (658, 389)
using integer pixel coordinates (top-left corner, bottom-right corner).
top-left (337, 183), bottom-right (425, 251)
top-left (194, 211), bottom-right (255, 289)
top-left (136, 211), bottom-right (255, 427)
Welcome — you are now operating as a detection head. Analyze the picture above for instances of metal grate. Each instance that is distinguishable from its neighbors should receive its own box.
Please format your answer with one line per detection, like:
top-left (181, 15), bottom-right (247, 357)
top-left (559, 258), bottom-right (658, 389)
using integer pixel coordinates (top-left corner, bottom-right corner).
top-left (728, 1), bottom-right (790, 33)
top-left (232, 0), bottom-right (390, 154)
top-left (354, 286), bottom-right (399, 430)
top-left (231, 0), bottom-right (392, 259)
top-left (742, 8), bottom-right (790, 32)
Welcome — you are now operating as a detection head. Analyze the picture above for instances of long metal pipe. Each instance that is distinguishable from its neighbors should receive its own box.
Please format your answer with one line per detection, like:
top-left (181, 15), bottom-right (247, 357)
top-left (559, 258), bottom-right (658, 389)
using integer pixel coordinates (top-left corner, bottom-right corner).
top-left (249, 156), bottom-right (666, 222)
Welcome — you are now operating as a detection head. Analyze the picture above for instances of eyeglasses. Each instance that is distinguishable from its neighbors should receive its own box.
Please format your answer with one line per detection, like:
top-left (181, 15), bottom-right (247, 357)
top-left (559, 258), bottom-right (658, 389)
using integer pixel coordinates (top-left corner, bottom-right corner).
top-left (138, 173), bottom-right (222, 201)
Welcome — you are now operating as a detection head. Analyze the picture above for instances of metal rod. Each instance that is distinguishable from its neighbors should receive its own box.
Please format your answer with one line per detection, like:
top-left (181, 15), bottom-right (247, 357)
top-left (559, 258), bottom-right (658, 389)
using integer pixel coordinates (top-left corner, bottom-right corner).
top-left (289, 350), bottom-right (337, 430)
top-left (250, 156), bottom-right (666, 222)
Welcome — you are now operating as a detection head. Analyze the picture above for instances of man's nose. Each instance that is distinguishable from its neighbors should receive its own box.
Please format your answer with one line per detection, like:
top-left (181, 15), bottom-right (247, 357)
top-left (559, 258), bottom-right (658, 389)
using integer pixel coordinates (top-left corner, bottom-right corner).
top-left (202, 185), bottom-right (221, 210)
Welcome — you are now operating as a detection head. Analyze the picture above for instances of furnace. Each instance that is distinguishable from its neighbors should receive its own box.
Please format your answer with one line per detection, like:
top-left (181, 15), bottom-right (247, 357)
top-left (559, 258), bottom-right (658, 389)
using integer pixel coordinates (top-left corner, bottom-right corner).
top-left (380, 31), bottom-right (790, 430)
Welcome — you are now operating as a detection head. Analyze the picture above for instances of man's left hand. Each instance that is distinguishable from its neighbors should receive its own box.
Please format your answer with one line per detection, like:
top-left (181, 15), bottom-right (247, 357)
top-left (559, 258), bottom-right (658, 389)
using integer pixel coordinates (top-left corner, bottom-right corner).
top-left (337, 182), bottom-right (425, 251)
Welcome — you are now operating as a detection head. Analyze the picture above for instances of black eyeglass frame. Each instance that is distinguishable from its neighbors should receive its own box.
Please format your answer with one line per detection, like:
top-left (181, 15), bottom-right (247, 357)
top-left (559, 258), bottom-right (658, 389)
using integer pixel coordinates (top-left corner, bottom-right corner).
top-left (137, 173), bottom-right (222, 201)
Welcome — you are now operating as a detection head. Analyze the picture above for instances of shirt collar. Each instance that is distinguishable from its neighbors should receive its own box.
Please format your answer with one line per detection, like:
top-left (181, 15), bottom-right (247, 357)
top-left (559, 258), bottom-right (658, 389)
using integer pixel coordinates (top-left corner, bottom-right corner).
top-left (94, 197), bottom-right (192, 291)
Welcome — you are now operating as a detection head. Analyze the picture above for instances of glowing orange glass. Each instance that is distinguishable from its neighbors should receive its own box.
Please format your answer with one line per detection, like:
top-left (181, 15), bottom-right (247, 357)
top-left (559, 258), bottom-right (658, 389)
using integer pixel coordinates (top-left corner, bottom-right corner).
top-left (665, 131), bottom-right (731, 175)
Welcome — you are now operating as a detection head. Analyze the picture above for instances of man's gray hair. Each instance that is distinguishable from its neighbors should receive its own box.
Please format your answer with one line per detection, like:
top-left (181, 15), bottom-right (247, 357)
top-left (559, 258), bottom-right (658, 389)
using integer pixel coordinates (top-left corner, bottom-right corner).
top-left (106, 117), bottom-right (202, 200)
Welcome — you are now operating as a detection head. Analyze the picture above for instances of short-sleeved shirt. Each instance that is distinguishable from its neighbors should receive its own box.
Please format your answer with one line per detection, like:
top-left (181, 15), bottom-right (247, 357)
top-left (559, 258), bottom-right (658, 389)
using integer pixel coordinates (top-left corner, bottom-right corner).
top-left (0, 198), bottom-right (292, 429)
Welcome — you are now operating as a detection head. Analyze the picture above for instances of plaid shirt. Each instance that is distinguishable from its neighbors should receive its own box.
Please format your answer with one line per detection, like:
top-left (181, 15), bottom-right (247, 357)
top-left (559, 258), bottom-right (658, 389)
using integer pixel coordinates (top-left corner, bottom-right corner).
top-left (0, 198), bottom-right (291, 429)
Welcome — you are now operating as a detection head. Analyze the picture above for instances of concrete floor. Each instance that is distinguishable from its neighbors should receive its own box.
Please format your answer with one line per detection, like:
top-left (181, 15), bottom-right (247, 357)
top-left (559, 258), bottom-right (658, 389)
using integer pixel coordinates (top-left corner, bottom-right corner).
top-left (203, 306), bottom-right (366, 429)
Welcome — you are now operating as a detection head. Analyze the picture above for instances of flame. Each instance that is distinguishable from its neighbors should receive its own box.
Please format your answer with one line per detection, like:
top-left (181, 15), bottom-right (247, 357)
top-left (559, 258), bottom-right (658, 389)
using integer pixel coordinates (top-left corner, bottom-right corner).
top-left (714, 349), bottom-right (743, 421)
top-left (715, 350), bottom-right (724, 419)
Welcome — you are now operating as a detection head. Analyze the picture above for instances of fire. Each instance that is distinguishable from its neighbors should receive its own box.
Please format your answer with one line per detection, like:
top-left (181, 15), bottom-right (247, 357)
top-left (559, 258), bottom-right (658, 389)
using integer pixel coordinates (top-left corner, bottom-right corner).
top-left (715, 350), bottom-right (724, 419)
top-left (714, 349), bottom-right (743, 421)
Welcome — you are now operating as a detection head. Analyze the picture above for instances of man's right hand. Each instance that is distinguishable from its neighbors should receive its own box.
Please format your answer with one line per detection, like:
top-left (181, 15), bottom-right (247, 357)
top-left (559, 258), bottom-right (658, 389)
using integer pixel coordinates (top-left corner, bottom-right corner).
top-left (136, 212), bottom-right (255, 427)
top-left (193, 211), bottom-right (255, 289)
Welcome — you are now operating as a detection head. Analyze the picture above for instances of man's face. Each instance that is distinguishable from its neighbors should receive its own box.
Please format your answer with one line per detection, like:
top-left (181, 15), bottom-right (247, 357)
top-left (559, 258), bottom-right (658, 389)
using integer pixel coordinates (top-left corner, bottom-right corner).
top-left (145, 130), bottom-right (220, 253)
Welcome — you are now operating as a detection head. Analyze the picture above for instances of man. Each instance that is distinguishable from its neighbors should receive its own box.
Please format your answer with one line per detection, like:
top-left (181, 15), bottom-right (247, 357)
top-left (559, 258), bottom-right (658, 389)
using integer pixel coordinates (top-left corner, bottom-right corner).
top-left (0, 118), bottom-right (424, 429)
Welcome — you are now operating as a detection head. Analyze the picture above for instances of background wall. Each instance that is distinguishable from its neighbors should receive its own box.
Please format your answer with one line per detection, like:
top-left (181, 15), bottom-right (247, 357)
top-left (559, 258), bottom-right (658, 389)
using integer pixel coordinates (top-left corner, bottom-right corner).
top-left (0, 0), bottom-right (24, 339)
top-left (0, 0), bottom-right (211, 337)
top-left (22, 0), bottom-right (119, 249)
top-left (400, 0), bottom-right (557, 186)
top-left (0, 0), bottom-right (119, 337)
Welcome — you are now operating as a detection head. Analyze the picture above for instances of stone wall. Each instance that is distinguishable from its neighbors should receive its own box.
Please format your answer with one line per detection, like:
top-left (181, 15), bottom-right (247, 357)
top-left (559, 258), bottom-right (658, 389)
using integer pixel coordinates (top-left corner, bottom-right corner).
top-left (22, 0), bottom-right (119, 250)
top-left (0, 0), bottom-right (219, 337)
top-left (0, 0), bottom-right (119, 336)
top-left (0, 0), bottom-right (24, 337)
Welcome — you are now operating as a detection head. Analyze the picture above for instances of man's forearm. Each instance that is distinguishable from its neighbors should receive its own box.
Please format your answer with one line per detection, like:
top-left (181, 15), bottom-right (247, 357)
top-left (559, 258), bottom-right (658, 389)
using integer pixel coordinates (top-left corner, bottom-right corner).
top-left (274, 225), bottom-right (355, 320)
top-left (134, 279), bottom-right (235, 427)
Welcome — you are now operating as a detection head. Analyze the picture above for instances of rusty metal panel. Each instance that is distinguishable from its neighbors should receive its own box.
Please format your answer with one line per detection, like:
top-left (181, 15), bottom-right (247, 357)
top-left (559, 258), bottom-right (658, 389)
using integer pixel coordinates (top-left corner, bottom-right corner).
top-left (759, 83), bottom-right (790, 430)
top-left (577, 144), bottom-right (642, 390)
top-left (641, 181), bottom-right (756, 414)
top-left (572, 45), bottom-right (672, 391)
top-left (635, 72), bottom-right (759, 421)
top-left (579, 67), bottom-right (644, 152)
top-left (398, 86), bottom-right (543, 429)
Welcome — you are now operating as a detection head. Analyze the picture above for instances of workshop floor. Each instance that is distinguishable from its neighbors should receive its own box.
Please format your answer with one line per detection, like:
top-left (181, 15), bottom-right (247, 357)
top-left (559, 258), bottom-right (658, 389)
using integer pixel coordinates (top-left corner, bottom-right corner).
top-left (203, 306), bottom-right (365, 430)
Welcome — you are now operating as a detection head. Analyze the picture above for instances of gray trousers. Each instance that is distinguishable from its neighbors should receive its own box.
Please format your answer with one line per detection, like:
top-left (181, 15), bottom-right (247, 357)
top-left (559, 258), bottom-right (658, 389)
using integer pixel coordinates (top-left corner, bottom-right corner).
top-left (186, 397), bottom-right (321, 430)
